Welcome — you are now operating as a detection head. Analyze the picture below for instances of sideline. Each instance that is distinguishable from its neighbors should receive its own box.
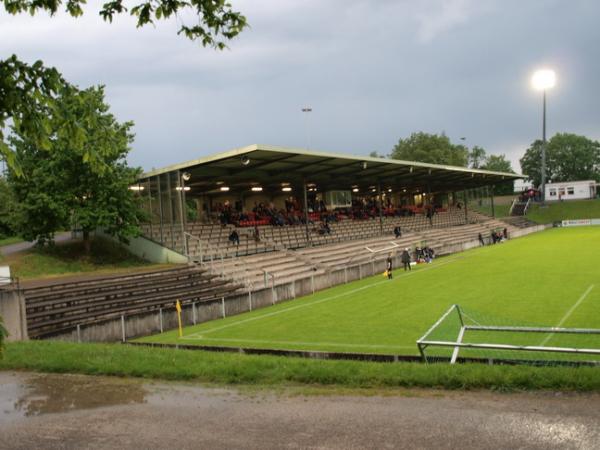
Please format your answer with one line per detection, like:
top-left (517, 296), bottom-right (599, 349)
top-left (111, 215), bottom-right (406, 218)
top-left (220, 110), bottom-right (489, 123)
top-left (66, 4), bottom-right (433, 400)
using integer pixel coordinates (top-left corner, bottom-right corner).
top-left (181, 336), bottom-right (416, 351)
top-left (184, 252), bottom-right (473, 339)
top-left (540, 284), bottom-right (595, 346)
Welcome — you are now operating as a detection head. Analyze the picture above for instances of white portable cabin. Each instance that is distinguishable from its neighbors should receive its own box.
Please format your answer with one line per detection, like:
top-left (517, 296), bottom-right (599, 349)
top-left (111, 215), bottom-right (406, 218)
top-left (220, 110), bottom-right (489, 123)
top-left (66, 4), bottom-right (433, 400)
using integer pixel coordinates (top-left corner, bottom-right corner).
top-left (545, 180), bottom-right (597, 201)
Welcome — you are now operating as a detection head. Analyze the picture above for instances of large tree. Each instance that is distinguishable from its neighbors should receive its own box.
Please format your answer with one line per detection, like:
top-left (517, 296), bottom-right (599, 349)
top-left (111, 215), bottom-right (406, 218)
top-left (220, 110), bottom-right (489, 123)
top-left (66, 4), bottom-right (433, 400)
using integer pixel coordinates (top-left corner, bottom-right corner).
top-left (1, 1), bottom-right (247, 174)
top-left (480, 154), bottom-right (515, 195)
top-left (8, 85), bottom-right (144, 252)
top-left (0, 177), bottom-right (19, 238)
top-left (390, 132), bottom-right (469, 166)
top-left (520, 133), bottom-right (600, 187)
top-left (468, 146), bottom-right (487, 169)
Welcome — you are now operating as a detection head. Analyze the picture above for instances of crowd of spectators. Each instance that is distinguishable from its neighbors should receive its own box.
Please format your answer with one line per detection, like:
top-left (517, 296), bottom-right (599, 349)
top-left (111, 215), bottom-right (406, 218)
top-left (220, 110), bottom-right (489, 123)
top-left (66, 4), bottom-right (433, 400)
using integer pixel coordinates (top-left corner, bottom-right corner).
top-left (212, 197), bottom-right (449, 229)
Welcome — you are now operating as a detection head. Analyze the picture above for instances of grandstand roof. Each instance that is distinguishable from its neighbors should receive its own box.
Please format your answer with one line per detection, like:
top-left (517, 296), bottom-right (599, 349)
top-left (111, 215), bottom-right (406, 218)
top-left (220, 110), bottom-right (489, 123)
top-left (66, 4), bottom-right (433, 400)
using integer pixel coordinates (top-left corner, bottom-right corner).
top-left (140, 144), bottom-right (523, 194)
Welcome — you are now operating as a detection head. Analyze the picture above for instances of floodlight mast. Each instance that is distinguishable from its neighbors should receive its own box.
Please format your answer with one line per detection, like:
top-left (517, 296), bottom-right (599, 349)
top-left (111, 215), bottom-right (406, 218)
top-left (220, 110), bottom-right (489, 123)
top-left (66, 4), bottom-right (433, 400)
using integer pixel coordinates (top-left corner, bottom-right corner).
top-left (301, 107), bottom-right (312, 150)
top-left (531, 69), bottom-right (556, 205)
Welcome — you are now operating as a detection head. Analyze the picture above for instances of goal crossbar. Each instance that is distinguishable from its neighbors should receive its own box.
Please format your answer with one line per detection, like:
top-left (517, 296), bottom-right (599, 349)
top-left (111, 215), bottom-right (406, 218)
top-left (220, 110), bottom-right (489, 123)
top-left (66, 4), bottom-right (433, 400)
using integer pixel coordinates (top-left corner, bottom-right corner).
top-left (416, 304), bottom-right (600, 364)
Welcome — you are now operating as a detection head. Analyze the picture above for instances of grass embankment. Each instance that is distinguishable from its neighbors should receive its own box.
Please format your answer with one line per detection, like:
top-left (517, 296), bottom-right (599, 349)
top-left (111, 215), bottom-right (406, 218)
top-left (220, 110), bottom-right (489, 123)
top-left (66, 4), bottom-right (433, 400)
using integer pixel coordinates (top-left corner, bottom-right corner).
top-left (2, 341), bottom-right (600, 392)
top-left (527, 199), bottom-right (600, 224)
top-left (0, 236), bottom-right (24, 247)
top-left (4, 237), bottom-right (164, 280)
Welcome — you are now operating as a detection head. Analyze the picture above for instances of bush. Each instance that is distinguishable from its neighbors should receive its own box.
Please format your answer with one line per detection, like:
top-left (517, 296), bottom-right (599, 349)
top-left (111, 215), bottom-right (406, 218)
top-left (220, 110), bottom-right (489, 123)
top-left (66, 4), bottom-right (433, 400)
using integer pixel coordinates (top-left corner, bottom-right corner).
top-left (0, 315), bottom-right (7, 358)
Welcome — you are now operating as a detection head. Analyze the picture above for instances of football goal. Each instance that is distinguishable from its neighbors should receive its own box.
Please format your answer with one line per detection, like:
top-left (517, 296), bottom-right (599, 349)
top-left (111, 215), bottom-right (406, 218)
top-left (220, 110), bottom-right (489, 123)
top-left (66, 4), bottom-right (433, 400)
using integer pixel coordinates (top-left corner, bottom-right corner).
top-left (417, 304), bottom-right (600, 366)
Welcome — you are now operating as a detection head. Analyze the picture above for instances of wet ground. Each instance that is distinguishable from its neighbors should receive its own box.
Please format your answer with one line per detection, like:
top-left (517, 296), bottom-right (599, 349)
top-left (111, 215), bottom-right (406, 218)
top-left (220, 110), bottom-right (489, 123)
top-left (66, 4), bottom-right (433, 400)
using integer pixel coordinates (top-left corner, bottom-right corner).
top-left (0, 371), bottom-right (599, 449)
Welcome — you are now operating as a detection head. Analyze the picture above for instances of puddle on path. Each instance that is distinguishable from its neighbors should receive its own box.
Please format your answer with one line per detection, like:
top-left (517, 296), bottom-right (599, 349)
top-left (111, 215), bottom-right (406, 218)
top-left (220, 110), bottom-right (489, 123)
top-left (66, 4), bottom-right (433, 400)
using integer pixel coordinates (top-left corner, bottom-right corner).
top-left (0, 372), bottom-right (147, 423)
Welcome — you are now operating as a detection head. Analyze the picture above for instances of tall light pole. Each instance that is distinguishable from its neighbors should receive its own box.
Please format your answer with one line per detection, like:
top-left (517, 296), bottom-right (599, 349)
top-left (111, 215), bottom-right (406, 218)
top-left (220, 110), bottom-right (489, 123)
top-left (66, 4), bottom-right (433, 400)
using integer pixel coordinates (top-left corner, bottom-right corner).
top-left (301, 107), bottom-right (312, 150)
top-left (531, 69), bottom-right (556, 205)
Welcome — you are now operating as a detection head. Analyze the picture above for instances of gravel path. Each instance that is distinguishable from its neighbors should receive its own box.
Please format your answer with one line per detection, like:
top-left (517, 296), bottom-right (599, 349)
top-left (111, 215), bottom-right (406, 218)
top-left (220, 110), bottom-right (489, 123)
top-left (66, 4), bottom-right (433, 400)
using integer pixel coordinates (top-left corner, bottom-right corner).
top-left (1, 371), bottom-right (598, 449)
top-left (0, 232), bottom-right (72, 257)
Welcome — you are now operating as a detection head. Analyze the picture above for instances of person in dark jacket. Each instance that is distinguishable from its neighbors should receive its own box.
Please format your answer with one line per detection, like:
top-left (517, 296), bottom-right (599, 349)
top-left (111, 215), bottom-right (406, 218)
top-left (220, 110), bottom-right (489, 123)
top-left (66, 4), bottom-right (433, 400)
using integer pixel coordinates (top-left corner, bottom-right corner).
top-left (393, 226), bottom-right (402, 239)
top-left (401, 248), bottom-right (411, 271)
top-left (228, 229), bottom-right (240, 246)
top-left (386, 254), bottom-right (393, 279)
top-left (478, 232), bottom-right (485, 246)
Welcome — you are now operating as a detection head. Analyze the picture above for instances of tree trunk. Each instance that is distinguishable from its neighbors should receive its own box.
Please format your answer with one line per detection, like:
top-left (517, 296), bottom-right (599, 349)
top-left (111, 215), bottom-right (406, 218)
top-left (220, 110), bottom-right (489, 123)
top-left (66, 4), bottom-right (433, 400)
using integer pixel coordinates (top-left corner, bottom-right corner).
top-left (83, 230), bottom-right (91, 255)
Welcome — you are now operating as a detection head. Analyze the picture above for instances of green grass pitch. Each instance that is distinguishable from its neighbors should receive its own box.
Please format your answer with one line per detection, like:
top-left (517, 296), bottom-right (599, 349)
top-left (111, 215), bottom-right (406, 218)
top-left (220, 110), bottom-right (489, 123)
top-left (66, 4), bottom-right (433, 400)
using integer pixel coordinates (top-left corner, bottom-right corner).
top-left (137, 227), bottom-right (600, 359)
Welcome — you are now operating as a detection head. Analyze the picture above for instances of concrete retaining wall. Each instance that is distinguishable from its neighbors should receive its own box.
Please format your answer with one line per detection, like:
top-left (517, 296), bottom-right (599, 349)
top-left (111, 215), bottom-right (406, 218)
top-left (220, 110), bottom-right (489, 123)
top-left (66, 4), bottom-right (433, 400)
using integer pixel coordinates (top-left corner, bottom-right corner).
top-left (0, 288), bottom-right (28, 341)
top-left (97, 229), bottom-right (188, 264)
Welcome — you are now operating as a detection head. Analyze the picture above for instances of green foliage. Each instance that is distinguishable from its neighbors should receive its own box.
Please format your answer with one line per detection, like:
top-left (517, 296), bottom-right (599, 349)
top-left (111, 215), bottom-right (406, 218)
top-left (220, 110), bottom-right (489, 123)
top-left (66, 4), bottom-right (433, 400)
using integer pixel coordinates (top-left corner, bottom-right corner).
top-left (520, 133), bottom-right (600, 187)
top-left (3, 341), bottom-right (600, 391)
top-left (480, 154), bottom-right (515, 195)
top-left (0, 56), bottom-right (64, 176)
top-left (468, 145), bottom-right (486, 169)
top-left (390, 132), bottom-right (468, 166)
top-left (0, 178), bottom-right (19, 239)
top-left (2, 0), bottom-right (247, 49)
top-left (0, 315), bottom-right (6, 357)
top-left (8, 85), bottom-right (144, 246)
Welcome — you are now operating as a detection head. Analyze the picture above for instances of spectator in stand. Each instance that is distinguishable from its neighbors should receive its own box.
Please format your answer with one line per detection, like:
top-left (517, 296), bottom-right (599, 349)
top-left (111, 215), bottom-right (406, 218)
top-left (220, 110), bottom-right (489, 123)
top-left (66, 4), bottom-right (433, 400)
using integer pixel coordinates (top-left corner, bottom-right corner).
top-left (490, 231), bottom-right (497, 244)
top-left (401, 248), bottom-right (411, 271)
top-left (324, 220), bottom-right (331, 234)
top-left (394, 226), bottom-right (402, 239)
top-left (386, 254), bottom-right (393, 279)
top-left (478, 233), bottom-right (485, 246)
top-left (228, 229), bottom-right (240, 246)
top-left (253, 226), bottom-right (260, 242)
top-left (503, 228), bottom-right (508, 240)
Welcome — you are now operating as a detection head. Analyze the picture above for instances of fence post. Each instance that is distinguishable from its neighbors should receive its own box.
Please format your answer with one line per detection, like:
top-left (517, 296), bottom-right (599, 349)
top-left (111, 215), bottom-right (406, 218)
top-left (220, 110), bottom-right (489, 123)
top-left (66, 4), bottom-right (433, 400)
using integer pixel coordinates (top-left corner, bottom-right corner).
top-left (248, 291), bottom-right (253, 311)
top-left (192, 302), bottom-right (197, 325)
top-left (159, 308), bottom-right (163, 333)
top-left (221, 297), bottom-right (226, 318)
top-left (291, 280), bottom-right (296, 298)
top-left (372, 260), bottom-right (375, 276)
top-left (359, 264), bottom-right (362, 279)
top-left (344, 267), bottom-right (348, 284)
top-left (271, 285), bottom-right (275, 305)
top-left (77, 324), bottom-right (81, 343)
top-left (311, 274), bottom-right (315, 294)
top-left (121, 315), bottom-right (126, 342)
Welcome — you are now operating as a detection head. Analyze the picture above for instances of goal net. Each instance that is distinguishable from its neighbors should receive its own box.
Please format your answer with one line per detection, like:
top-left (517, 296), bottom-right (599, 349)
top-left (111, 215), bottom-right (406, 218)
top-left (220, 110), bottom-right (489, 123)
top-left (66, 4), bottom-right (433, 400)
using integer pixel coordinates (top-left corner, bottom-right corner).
top-left (417, 305), bottom-right (600, 366)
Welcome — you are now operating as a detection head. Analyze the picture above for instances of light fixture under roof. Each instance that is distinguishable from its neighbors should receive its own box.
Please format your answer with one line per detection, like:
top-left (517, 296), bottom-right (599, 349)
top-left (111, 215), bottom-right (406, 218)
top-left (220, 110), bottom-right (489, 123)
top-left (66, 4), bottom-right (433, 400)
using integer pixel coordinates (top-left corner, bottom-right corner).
top-left (388, 188), bottom-right (392, 192)
top-left (282, 187), bottom-right (292, 192)
top-left (251, 186), bottom-right (263, 192)
top-left (129, 186), bottom-right (144, 191)
top-left (352, 188), bottom-right (359, 193)
top-left (220, 186), bottom-right (230, 192)
top-left (176, 186), bottom-right (191, 191)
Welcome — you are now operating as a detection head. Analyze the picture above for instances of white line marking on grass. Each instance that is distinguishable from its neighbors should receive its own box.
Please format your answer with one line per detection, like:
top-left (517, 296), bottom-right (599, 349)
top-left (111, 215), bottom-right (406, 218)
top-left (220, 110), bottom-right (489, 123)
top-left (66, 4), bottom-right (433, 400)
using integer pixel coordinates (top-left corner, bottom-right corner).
top-left (181, 336), bottom-right (416, 350)
top-left (540, 284), bottom-right (595, 346)
top-left (183, 254), bottom-right (471, 340)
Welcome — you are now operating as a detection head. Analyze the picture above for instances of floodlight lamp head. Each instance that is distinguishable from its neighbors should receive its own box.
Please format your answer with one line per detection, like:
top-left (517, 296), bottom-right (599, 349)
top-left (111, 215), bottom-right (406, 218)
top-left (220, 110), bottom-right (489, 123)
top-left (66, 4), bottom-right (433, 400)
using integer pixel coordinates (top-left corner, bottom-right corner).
top-left (182, 172), bottom-right (191, 181)
top-left (531, 69), bottom-right (556, 91)
top-left (241, 155), bottom-right (250, 166)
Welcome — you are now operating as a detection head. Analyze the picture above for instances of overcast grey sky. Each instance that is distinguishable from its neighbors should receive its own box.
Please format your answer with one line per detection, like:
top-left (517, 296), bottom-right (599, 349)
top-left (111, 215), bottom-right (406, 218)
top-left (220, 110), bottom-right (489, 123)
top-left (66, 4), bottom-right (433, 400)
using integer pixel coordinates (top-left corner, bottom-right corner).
top-left (2, 0), bottom-right (599, 173)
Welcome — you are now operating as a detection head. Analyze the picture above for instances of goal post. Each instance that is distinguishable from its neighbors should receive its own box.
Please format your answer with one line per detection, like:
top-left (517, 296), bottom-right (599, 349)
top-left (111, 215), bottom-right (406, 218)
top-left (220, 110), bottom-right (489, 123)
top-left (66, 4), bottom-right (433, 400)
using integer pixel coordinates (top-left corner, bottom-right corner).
top-left (417, 304), bottom-right (600, 366)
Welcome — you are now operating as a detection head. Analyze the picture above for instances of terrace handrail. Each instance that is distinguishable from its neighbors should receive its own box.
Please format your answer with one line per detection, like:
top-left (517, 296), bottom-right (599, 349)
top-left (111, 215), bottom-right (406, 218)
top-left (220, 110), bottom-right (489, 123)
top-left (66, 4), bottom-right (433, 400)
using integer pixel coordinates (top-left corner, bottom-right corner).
top-left (523, 197), bottom-right (532, 215)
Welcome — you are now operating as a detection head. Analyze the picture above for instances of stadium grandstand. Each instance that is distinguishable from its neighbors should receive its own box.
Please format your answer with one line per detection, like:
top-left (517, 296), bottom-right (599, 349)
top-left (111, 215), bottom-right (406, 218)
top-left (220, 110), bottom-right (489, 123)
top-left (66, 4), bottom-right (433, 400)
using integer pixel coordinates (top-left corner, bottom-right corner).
top-left (133, 144), bottom-right (525, 289)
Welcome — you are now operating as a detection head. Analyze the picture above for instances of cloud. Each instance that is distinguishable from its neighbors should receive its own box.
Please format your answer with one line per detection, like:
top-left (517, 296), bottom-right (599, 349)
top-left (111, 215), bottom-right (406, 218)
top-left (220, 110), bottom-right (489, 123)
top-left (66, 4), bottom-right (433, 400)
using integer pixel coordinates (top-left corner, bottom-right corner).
top-left (1, 0), bottom-right (599, 173)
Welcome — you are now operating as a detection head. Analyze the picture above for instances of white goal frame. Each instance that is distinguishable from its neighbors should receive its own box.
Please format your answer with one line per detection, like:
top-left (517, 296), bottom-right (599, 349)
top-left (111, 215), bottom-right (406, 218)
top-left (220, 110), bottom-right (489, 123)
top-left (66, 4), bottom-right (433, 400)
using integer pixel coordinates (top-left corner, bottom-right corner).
top-left (417, 304), bottom-right (600, 364)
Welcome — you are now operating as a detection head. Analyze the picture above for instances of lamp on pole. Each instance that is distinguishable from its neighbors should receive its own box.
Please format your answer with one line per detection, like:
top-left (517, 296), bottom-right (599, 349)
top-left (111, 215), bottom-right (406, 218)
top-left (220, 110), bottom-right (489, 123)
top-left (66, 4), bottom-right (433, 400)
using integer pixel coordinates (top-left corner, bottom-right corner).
top-left (301, 107), bottom-right (312, 150)
top-left (531, 69), bottom-right (556, 205)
